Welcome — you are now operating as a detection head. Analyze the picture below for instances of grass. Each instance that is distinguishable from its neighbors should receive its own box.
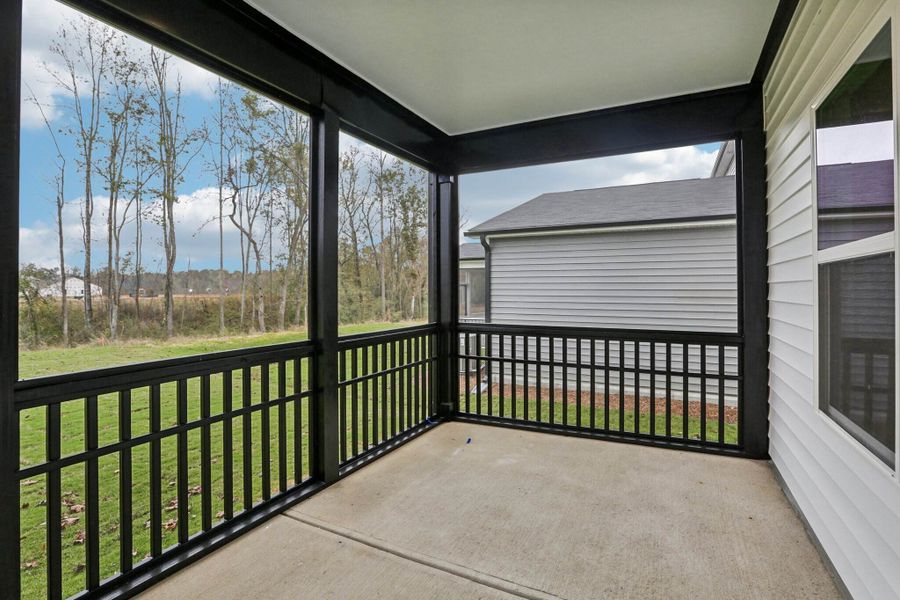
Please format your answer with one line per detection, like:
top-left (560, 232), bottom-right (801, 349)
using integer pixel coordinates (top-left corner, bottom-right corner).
top-left (17, 322), bottom-right (419, 600)
top-left (17, 323), bottom-right (736, 599)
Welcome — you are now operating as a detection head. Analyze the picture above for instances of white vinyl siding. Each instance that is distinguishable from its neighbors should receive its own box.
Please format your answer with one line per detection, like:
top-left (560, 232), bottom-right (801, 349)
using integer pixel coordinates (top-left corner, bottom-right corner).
top-left (765, 1), bottom-right (900, 599)
top-left (476, 225), bottom-right (738, 404)
top-left (488, 225), bottom-right (738, 333)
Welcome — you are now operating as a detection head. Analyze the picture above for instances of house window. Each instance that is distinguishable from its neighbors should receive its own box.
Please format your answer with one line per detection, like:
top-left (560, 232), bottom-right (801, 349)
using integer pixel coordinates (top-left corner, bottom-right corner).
top-left (816, 22), bottom-right (897, 468)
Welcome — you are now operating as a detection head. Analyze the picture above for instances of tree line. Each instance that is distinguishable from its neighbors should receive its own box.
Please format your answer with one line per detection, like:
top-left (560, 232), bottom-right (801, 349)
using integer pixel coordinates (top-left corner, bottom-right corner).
top-left (20, 14), bottom-right (428, 347)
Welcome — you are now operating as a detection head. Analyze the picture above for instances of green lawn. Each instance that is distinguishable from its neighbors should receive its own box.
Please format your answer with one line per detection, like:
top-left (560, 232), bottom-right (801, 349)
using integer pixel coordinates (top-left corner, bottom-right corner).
top-left (17, 322), bottom-right (421, 600)
top-left (17, 325), bottom-right (734, 600)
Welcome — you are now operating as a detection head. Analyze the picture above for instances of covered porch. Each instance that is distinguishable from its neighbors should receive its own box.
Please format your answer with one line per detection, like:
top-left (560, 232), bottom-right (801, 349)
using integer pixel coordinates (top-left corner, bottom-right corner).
top-left (138, 423), bottom-right (839, 600)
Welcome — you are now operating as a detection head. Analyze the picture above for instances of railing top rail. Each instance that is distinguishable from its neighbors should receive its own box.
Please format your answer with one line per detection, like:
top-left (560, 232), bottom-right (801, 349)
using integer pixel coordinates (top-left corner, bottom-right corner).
top-left (337, 323), bottom-right (438, 350)
top-left (14, 339), bottom-right (316, 407)
top-left (455, 322), bottom-right (743, 345)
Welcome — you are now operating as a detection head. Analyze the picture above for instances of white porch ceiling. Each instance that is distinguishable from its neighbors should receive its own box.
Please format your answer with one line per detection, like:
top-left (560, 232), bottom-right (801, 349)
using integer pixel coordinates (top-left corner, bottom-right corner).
top-left (246, 0), bottom-right (780, 135)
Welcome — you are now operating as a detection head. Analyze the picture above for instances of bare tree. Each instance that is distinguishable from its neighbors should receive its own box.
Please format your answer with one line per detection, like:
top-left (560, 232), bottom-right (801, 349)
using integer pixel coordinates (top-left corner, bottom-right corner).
top-left (28, 91), bottom-right (69, 345)
top-left (147, 48), bottom-right (204, 337)
top-left (100, 38), bottom-right (145, 340)
top-left (48, 16), bottom-right (116, 333)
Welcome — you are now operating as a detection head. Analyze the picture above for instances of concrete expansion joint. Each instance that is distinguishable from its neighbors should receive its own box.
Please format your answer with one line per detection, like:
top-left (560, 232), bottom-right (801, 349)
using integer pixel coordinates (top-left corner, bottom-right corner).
top-left (286, 512), bottom-right (566, 600)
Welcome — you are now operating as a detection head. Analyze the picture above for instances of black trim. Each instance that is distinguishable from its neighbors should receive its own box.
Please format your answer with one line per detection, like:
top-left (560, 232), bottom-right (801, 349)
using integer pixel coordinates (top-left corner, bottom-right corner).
top-left (451, 85), bottom-right (758, 174)
top-left (467, 214), bottom-right (737, 238)
top-left (0, 0), bottom-right (20, 596)
top-left (752, 0), bottom-right (801, 86)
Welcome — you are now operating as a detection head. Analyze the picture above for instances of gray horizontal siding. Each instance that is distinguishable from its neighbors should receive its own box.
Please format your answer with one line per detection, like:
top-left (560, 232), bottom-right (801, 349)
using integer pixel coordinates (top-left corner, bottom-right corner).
top-left (489, 226), bottom-right (738, 333)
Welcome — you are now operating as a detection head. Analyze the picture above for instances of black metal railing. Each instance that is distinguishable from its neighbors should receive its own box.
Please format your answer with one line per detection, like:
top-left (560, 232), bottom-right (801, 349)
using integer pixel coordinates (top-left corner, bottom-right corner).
top-left (15, 341), bottom-right (316, 600)
top-left (337, 324), bottom-right (439, 467)
top-left (456, 323), bottom-right (743, 450)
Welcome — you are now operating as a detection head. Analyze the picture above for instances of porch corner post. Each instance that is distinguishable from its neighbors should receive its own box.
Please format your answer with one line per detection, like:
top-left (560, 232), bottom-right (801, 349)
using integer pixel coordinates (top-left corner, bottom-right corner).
top-left (435, 174), bottom-right (459, 418)
top-left (737, 96), bottom-right (770, 459)
top-left (0, 2), bottom-right (21, 597)
top-left (309, 106), bottom-right (340, 483)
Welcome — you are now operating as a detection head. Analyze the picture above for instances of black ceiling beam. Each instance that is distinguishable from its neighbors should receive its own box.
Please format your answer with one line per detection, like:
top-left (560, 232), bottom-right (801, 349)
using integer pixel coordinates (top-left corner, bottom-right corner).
top-left (451, 85), bottom-right (760, 174)
top-left (63, 0), bottom-right (452, 172)
top-left (752, 0), bottom-right (801, 87)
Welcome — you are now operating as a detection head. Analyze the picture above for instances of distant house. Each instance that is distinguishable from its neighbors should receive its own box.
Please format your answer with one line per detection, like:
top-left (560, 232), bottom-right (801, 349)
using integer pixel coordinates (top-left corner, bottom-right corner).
top-left (458, 243), bottom-right (485, 321)
top-left (466, 169), bottom-right (737, 333)
top-left (39, 277), bottom-right (103, 300)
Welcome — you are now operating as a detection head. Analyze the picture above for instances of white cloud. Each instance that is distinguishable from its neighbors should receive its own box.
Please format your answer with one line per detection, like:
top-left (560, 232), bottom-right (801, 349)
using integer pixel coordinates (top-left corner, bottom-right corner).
top-left (20, 0), bottom-right (220, 130)
top-left (19, 186), bottom-right (291, 272)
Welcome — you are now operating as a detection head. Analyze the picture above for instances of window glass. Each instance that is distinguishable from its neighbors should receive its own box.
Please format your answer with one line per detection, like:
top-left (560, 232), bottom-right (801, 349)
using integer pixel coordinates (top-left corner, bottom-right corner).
top-left (816, 23), bottom-right (894, 250)
top-left (819, 253), bottom-right (896, 467)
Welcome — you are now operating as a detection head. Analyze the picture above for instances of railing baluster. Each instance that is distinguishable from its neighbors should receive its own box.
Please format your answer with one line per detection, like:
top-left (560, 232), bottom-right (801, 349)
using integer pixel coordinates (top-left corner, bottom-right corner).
top-left (682, 343), bottom-right (689, 440)
top-left (85, 394), bottom-right (100, 589)
top-left (650, 342), bottom-right (656, 437)
top-left (242, 367), bottom-right (252, 510)
top-left (700, 344), bottom-right (707, 443)
top-left (406, 336), bottom-right (413, 429)
top-left (530, 335), bottom-right (536, 422)
top-left (464, 333), bottom-right (471, 414)
top-left (118, 389), bottom-right (133, 573)
top-left (487, 333), bottom-right (493, 417)
top-left (223, 371), bottom-right (234, 519)
top-left (604, 339), bottom-right (610, 431)
top-left (665, 343), bottom-right (672, 438)
top-left (351, 348), bottom-right (359, 458)
top-left (633, 342), bottom-right (640, 435)
top-left (475, 333), bottom-right (483, 416)
top-left (562, 337), bottom-right (568, 426)
top-left (260, 365), bottom-right (271, 502)
top-left (381, 342), bottom-right (388, 442)
top-left (391, 340), bottom-right (398, 436)
top-left (718, 345), bottom-right (726, 446)
top-left (47, 403), bottom-right (62, 600)
top-left (292, 359), bottom-right (302, 484)
top-left (277, 362), bottom-right (287, 492)
top-left (549, 336), bottom-right (555, 424)
top-left (362, 345), bottom-right (369, 452)
top-left (150, 385), bottom-right (162, 557)
top-left (372, 345), bottom-right (380, 445)
top-left (618, 339), bottom-right (625, 432)
top-left (200, 375), bottom-right (212, 530)
top-left (339, 350), bottom-right (347, 463)
top-left (590, 338), bottom-right (596, 430)
top-left (176, 380), bottom-right (189, 545)
top-left (576, 338), bottom-right (581, 428)
top-left (511, 335), bottom-right (517, 420)
top-left (499, 334), bottom-right (506, 418)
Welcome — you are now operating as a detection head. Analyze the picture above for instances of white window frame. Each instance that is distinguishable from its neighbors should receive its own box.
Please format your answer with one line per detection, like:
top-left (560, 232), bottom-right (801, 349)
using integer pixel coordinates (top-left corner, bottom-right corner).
top-left (811, 6), bottom-right (900, 476)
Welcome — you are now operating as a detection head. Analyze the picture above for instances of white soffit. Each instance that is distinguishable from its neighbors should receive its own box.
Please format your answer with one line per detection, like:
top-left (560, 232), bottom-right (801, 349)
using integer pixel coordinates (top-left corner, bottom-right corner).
top-left (246, 0), bottom-right (779, 135)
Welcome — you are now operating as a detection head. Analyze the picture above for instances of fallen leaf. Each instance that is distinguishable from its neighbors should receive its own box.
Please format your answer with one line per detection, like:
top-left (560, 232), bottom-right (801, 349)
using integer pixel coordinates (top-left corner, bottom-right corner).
top-left (73, 564), bottom-right (85, 575)
top-left (73, 531), bottom-right (85, 545)
top-left (22, 479), bottom-right (38, 486)
top-left (163, 519), bottom-right (177, 531)
top-left (215, 511), bottom-right (225, 519)
top-left (68, 504), bottom-right (85, 514)
top-left (61, 516), bottom-right (79, 529)
top-left (165, 499), bottom-right (178, 512)
top-left (22, 560), bottom-right (38, 570)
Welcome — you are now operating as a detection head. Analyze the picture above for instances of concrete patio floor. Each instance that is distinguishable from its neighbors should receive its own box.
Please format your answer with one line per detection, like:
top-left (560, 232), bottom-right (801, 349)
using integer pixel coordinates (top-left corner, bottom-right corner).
top-left (138, 422), bottom-right (842, 600)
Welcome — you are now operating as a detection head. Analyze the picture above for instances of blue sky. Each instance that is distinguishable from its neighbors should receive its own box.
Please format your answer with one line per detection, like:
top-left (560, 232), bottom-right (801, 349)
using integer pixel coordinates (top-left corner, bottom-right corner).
top-left (20, 0), bottom-right (725, 270)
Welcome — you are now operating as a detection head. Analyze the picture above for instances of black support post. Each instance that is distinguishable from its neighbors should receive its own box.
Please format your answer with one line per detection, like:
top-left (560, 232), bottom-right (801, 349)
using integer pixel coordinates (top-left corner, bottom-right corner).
top-left (736, 101), bottom-right (769, 459)
top-left (0, 2), bottom-right (21, 598)
top-left (435, 175), bottom-right (459, 418)
top-left (309, 107), bottom-right (340, 483)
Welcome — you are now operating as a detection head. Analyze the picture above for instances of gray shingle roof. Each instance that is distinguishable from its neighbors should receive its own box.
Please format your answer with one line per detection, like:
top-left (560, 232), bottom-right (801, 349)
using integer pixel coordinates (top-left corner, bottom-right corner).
top-left (459, 243), bottom-right (485, 260)
top-left (466, 176), bottom-right (736, 236)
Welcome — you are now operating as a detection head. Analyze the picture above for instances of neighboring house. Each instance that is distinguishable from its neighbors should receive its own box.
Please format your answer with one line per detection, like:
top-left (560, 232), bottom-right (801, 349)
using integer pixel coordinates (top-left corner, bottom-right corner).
top-left (466, 167), bottom-right (737, 333)
top-left (458, 242), bottom-right (485, 321)
top-left (39, 277), bottom-right (103, 300)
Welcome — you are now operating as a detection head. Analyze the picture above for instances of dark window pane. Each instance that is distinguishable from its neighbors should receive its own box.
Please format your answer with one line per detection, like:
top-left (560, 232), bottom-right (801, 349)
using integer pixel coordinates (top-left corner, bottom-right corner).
top-left (819, 253), bottom-right (896, 467)
top-left (816, 23), bottom-right (894, 251)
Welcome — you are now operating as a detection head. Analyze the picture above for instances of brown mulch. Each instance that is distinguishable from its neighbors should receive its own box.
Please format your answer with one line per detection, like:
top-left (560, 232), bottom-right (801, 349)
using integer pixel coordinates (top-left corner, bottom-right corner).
top-left (458, 378), bottom-right (738, 425)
